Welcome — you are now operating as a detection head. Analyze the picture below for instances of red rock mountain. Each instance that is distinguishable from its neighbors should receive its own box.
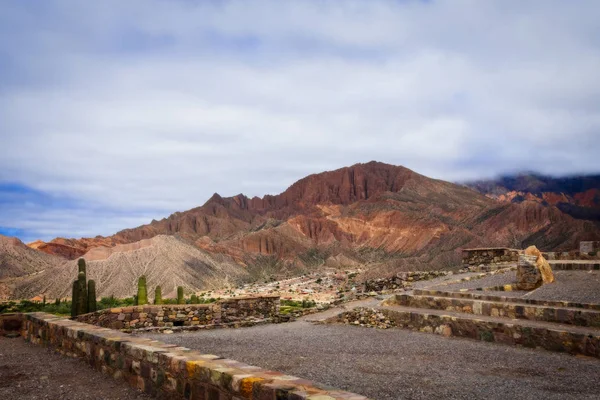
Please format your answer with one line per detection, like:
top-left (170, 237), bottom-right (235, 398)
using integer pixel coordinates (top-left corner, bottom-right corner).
top-left (466, 173), bottom-right (600, 221)
top-left (26, 162), bottom-right (600, 276)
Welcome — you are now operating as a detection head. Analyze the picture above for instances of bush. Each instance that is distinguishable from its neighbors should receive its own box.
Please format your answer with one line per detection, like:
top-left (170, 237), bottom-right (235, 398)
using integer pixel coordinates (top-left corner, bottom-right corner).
top-left (0, 299), bottom-right (72, 316)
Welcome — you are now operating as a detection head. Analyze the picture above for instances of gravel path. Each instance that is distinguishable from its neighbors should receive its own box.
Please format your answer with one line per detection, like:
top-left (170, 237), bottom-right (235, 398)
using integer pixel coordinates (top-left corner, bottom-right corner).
top-left (0, 336), bottom-right (149, 400)
top-left (525, 271), bottom-right (600, 303)
top-left (430, 271), bottom-right (516, 291)
top-left (410, 272), bottom-right (481, 289)
top-left (141, 321), bottom-right (600, 400)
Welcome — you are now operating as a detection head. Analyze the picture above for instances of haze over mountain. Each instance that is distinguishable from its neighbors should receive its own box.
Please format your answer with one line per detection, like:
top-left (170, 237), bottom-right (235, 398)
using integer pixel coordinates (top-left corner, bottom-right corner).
top-left (467, 174), bottom-right (600, 221)
top-left (3, 162), bottom-right (598, 300)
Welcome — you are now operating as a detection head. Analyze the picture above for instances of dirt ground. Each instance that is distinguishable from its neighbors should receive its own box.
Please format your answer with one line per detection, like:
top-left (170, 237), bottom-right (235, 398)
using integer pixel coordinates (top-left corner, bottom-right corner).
top-left (142, 320), bottom-right (600, 400)
top-left (0, 336), bottom-right (149, 400)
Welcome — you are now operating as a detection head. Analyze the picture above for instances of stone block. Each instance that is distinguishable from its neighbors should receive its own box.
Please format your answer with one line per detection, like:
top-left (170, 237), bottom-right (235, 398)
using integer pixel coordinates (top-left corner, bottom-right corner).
top-left (517, 254), bottom-right (542, 290)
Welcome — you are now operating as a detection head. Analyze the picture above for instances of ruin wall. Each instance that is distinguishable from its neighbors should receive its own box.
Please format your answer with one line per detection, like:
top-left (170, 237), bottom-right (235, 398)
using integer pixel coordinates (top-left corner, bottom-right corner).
top-left (22, 312), bottom-right (367, 399)
top-left (76, 296), bottom-right (280, 331)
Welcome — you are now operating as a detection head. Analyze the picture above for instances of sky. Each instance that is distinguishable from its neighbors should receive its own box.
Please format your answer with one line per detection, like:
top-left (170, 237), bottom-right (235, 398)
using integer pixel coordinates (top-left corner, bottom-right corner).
top-left (1, 0), bottom-right (600, 243)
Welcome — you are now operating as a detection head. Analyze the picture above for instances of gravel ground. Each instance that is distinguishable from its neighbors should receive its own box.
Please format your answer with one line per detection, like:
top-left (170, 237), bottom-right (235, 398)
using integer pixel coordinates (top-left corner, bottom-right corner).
top-left (525, 271), bottom-right (600, 303)
top-left (0, 336), bottom-right (149, 400)
top-left (430, 271), bottom-right (517, 291)
top-left (410, 272), bottom-right (481, 289)
top-left (474, 290), bottom-right (531, 298)
top-left (141, 321), bottom-right (600, 400)
top-left (433, 270), bottom-right (600, 303)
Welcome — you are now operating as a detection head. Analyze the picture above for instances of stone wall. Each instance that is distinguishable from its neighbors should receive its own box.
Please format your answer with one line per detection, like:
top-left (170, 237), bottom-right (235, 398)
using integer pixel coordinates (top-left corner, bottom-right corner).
top-left (0, 312), bottom-right (23, 335)
top-left (332, 307), bottom-right (600, 358)
top-left (392, 294), bottom-right (600, 327)
top-left (22, 312), bottom-right (367, 400)
top-left (414, 289), bottom-right (600, 310)
top-left (363, 271), bottom-right (451, 293)
top-left (77, 296), bottom-right (280, 331)
top-left (461, 248), bottom-right (520, 266)
top-left (580, 241), bottom-right (600, 254)
top-left (550, 262), bottom-right (600, 271)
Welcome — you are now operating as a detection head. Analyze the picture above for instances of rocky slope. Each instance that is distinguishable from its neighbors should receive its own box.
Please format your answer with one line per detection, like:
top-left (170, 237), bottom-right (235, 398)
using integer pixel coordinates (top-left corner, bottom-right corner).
top-left (10, 235), bottom-right (248, 300)
top-left (466, 174), bottom-right (600, 221)
top-left (0, 235), bottom-right (64, 279)
top-left (5, 162), bottom-right (600, 300)
top-left (0, 234), bottom-right (66, 300)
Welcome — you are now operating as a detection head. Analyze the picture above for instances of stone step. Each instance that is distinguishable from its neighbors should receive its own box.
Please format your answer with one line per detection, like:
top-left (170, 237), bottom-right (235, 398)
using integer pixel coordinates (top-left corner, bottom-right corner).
top-left (363, 305), bottom-right (600, 358)
top-left (413, 289), bottom-right (600, 310)
top-left (548, 261), bottom-right (600, 271)
top-left (390, 293), bottom-right (600, 328)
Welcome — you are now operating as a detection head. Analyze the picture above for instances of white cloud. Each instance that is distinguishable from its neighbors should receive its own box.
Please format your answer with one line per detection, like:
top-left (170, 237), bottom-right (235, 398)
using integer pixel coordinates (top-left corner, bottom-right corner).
top-left (1, 0), bottom-right (599, 239)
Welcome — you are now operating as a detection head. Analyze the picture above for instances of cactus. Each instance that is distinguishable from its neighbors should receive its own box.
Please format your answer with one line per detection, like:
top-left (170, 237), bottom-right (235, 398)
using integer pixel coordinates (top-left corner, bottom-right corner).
top-left (77, 271), bottom-right (88, 315)
top-left (71, 280), bottom-right (79, 318)
top-left (177, 286), bottom-right (184, 304)
top-left (154, 286), bottom-right (163, 305)
top-left (88, 280), bottom-right (97, 313)
top-left (133, 294), bottom-right (138, 306)
top-left (137, 275), bottom-right (148, 305)
top-left (78, 258), bottom-right (86, 276)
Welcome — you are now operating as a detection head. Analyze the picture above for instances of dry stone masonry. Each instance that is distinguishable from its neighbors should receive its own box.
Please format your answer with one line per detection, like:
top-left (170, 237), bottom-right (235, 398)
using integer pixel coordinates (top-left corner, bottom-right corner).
top-left (363, 271), bottom-right (451, 293)
top-left (580, 241), bottom-right (600, 255)
top-left (331, 307), bottom-right (600, 358)
top-left (461, 248), bottom-right (520, 266)
top-left (392, 293), bottom-right (600, 327)
top-left (22, 312), bottom-right (368, 400)
top-left (76, 296), bottom-right (280, 332)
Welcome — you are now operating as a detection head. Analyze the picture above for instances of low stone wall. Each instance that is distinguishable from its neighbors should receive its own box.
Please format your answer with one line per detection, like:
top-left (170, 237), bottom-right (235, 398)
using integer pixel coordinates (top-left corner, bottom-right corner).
top-left (0, 312), bottom-right (23, 335)
top-left (23, 312), bottom-right (368, 400)
top-left (77, 296), bottom-right (280, 331)
top-left (332, 307), bottom-right (600, 358)
top-left (461, 248), bottom-right (520, 266)
top-left (580, 241), bottom-right (600, 254)
top-left (363, 271), bottom-right (451, 293)
top-left (550, 262), bottom-right (600, 271)
top-left (393, 294), bottom-right (600, 327)
top-left (414, 289), bottom-right (600, 311)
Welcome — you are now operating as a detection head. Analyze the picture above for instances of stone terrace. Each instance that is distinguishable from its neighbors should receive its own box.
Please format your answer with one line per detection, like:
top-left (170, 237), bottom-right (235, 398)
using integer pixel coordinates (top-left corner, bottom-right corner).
top-left (141, 316), bottom-right (600, 400)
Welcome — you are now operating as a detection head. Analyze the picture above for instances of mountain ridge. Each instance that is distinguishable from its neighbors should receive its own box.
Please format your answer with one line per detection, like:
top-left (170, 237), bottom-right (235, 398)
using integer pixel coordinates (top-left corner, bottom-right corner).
top-left (2, 162), bottom-right (598, 300)
top-left (466, 173), bottom-right (600, 221)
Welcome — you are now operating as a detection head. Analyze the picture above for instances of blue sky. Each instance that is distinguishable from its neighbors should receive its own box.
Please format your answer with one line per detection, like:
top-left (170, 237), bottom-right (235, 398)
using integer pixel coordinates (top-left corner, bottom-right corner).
top-left (1, 0), bottom-right (600, 242)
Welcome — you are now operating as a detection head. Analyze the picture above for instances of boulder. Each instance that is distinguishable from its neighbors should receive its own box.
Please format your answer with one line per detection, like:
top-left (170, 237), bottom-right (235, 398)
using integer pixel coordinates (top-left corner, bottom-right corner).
top-left (516, 246), bottom-right (555, 290)
top-left (524, 245), bottom-right (555, 284)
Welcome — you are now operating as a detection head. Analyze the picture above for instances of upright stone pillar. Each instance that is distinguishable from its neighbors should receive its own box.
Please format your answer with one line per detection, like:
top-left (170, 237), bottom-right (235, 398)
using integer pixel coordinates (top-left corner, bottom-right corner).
top-left (516, 254), bottom-right (542, 290)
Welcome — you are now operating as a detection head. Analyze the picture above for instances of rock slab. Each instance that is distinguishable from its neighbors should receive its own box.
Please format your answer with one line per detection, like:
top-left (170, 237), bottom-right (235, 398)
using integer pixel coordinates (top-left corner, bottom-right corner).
top-left (517, 246), bottom-right (555, 290)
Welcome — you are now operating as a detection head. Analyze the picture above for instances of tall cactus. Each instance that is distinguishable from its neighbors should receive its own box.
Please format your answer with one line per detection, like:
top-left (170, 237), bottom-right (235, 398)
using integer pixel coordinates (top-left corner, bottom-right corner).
top-left (177, 286), bottom-right (184, 304)
top-left (88, 280), bottom-right (97, 313)
top-left (71, 280), bottom-right (79, 318)
top-left (154, 286), bottom-right (163, 305)
top-left (137, 275), bottom-right (148, 305)
top-left (77, 271), bottom-right (88, 315)
top-left (78, 258), bottom-right (86, 275)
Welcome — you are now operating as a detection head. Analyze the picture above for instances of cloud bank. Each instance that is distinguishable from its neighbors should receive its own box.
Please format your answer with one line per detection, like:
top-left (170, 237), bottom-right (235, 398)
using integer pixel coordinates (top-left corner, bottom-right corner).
top-left (1, 0), bottom-right (599, 241)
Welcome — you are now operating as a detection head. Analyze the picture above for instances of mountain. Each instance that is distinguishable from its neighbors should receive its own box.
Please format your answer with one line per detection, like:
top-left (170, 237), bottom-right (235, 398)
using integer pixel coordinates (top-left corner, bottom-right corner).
top-left (4, 162), bottom-right (600, 300)
top-left (10, 235), bottom-right (249, 300)
top-left (466, 174), bottom-right (600, 221)
top-left (0, 234), bottom-right (66, 300)
top-left (0, 234), bottom-right (64, 279)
